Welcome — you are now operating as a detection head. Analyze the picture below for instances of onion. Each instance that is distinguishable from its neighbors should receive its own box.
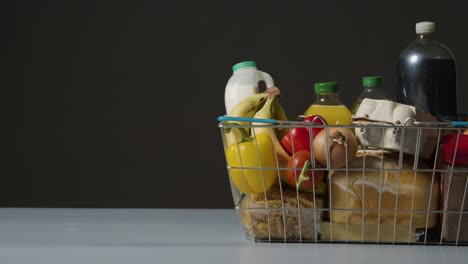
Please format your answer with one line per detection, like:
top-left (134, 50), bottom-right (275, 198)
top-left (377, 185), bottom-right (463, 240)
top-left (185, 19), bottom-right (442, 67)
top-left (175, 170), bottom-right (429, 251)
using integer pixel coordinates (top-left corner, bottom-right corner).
top-left (313, 128), bottom-right (358, 168)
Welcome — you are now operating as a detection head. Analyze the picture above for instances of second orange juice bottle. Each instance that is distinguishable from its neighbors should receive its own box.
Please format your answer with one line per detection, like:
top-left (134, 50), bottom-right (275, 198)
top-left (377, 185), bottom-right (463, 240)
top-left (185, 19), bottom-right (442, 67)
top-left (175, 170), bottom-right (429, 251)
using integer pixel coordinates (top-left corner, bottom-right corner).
top-left (304, 82), bottom-right (352, 126)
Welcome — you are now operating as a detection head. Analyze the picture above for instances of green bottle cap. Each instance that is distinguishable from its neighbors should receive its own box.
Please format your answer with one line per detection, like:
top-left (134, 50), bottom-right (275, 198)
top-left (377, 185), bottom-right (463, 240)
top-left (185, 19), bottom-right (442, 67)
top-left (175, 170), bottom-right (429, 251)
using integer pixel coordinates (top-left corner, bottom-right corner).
top-left (232, 61), bottom-right (257, 72)
top-left (363, 76), bottom-right (383, 87)
top-left (314, 82), bottom-right (338, 94)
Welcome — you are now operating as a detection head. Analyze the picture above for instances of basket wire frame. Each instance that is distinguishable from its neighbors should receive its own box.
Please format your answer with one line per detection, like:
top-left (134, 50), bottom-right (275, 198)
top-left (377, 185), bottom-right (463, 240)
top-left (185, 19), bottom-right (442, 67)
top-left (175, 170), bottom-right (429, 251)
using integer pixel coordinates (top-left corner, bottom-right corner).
top-left (219, 121), bottom-right (468, 245)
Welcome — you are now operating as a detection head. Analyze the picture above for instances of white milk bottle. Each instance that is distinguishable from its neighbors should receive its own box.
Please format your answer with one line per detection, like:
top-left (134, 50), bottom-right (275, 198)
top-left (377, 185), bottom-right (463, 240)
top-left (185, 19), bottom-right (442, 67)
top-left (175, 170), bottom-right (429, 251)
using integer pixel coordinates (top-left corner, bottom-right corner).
top-left (224, 61), bottom-right (274, 114)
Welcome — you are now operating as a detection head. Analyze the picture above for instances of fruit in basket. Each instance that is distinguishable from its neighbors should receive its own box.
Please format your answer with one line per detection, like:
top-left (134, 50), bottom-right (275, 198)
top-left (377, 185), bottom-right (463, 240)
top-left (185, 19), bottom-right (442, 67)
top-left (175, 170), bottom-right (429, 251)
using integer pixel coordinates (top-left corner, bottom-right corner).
top-left (280, 115), bottom-right (327, 155)
top-left (249, 89), bottom-right (291, 185)
top-left (251, 88), bottom-right (290, 162)
top-left (285, 151), bottom-right (326, 193)
top-left (273, 98), bottom-right (289, 139)
top-left (224, 91), bottom-right (270, 146)
top-left (313, 127), bottom-right (358, 168)
top-left (226, 128), bottom-right (278, 194)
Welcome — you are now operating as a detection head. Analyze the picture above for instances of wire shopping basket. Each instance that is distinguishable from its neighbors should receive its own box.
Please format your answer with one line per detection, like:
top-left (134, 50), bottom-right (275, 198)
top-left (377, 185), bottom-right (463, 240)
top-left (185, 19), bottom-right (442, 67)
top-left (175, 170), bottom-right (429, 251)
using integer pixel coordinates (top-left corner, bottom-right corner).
top-left (218, 116), bottom-right (468, 245)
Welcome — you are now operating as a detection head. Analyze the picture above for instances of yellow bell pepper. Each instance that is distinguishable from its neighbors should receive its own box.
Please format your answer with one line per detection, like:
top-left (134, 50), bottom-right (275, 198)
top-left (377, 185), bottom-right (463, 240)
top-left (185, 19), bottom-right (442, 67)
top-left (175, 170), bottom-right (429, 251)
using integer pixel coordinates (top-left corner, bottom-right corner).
top-left (226, 128), bottom-right (278, 194)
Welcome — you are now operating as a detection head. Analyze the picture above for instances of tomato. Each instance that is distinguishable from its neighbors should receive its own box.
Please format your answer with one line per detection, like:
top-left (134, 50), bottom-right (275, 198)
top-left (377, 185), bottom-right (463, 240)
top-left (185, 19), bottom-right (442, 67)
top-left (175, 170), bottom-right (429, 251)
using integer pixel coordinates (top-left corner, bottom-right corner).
top-left (285, 151), bottom-right (325, 193)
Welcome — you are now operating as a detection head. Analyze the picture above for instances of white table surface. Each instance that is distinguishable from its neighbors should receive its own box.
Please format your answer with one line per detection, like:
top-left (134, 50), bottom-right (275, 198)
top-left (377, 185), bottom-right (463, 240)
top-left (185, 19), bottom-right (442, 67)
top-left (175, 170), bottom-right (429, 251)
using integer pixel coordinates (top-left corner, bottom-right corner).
top-left (0, 208), bottom-right (466, 264)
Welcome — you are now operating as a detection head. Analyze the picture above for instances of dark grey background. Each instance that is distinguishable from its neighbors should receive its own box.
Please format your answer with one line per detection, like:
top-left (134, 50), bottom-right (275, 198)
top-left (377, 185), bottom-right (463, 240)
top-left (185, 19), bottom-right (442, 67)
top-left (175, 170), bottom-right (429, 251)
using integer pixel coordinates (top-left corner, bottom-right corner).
top-left (5, 0), bottom-right (468, 208)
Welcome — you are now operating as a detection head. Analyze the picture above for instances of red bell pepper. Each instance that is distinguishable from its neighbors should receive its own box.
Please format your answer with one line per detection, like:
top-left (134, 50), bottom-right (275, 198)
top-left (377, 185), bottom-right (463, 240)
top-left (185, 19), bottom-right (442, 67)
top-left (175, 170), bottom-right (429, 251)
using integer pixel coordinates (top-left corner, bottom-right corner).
top-left (442, 133), bottom-right (468, 167)
top-left (280, 115), bottom-right (327, 155)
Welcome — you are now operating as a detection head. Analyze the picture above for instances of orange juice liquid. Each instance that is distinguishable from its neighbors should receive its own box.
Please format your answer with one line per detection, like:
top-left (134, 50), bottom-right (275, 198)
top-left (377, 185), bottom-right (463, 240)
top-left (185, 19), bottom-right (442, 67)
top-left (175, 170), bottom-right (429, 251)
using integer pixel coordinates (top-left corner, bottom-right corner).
top-left (305, 104), bottom-right (352, 126)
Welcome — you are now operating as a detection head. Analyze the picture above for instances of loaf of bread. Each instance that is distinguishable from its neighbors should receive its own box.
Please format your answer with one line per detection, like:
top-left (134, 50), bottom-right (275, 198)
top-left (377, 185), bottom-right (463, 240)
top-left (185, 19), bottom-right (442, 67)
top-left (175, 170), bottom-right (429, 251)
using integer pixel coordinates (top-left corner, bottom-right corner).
top-left (321, 222), bottom-right (419, 242)
top-left (329, 154), bottom-right (440, 228)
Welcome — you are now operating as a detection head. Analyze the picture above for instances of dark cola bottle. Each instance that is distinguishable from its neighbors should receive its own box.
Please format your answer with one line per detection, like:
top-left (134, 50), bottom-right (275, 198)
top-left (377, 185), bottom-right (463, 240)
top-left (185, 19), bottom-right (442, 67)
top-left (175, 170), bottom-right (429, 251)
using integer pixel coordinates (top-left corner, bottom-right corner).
top-left (396, 21), bottom-right (457, 121)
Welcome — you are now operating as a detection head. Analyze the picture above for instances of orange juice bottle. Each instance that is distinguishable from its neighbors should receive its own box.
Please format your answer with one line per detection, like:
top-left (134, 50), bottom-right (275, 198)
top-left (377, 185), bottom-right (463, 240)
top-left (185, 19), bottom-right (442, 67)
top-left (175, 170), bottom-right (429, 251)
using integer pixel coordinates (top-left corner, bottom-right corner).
top-left (304, 82), bottom-right (352, 125)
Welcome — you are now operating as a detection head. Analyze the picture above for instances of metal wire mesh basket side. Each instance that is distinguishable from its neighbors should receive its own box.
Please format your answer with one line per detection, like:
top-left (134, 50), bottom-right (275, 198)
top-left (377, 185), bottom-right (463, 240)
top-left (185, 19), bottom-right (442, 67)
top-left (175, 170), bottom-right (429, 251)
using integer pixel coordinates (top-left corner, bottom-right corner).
top-left (219, 120), bottom-right (468, 245)
top-left (238, 188), bottom-right (324, 242)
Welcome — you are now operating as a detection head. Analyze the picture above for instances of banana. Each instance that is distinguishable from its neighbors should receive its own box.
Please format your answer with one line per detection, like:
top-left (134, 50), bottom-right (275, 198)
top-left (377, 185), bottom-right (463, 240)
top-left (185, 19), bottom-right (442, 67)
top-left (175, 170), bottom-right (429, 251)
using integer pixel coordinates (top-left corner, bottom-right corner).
top-left (224, 92), bottom-right (269, 146)
top-left (261, 86), bottom-right (289, 139)
top-left (228, 92), bottom-right (268, 118)
top-left (273, 99), bottom-right (289, 139)
top-left (251, 89), bottom-right (290, 163)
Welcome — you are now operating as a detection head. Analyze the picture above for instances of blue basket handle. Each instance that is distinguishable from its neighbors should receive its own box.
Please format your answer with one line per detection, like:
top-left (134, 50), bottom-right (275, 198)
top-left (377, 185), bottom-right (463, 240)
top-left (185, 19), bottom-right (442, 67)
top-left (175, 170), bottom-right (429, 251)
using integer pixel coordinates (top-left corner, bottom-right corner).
top-left (219, 115), bottom-right (468, 127)
top-left (217, 115), bottom-right (276, 124)
top-left (452, 121), bottom-right (468, 127)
